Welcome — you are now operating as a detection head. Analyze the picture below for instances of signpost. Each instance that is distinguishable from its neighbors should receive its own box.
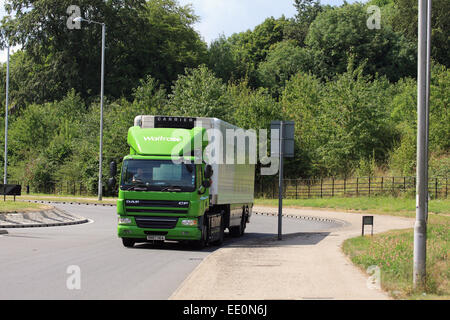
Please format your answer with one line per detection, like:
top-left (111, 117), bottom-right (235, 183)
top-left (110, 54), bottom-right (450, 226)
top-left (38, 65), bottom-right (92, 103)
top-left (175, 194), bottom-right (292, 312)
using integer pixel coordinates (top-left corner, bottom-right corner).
top-left (362, 216), bottom-right (374, 236)
top-left (0, 184), bottom-right (21, 201)
top-left (271, 121), bottom-right (295, 240)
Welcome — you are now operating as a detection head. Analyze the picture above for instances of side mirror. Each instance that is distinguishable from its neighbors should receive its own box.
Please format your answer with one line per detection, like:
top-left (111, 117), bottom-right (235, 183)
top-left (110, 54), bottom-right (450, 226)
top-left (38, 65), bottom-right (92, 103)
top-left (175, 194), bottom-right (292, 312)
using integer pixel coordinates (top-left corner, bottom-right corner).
top-left (110, 161), bottom-right (117, 177)
top-left (204, 164), bottom-right (213, 179)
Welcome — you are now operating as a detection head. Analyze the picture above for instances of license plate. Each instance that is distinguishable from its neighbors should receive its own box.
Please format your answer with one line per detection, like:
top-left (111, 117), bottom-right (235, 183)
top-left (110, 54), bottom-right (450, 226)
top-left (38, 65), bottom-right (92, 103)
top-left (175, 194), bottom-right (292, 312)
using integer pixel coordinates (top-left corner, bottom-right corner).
top-left (147, 235), bottom-right (165, 241)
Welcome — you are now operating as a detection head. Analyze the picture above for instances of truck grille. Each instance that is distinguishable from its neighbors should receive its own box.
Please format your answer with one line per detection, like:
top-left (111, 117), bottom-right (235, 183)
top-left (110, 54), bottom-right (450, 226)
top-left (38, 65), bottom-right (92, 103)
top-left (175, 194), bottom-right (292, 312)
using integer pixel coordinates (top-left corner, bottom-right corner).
top-left (134, 216), bottom-right (178, 229)
top-left (126, 208), bottom-right (188, 214)
top-left (125, 199), bottom-right (189, 208)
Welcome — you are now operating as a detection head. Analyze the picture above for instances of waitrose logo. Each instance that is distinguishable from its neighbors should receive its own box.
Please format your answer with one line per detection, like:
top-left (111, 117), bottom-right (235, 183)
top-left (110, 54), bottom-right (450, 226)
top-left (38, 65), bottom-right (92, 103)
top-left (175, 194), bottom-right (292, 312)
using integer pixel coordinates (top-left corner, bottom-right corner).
top-left (143, 136), bottom-right (182, 142)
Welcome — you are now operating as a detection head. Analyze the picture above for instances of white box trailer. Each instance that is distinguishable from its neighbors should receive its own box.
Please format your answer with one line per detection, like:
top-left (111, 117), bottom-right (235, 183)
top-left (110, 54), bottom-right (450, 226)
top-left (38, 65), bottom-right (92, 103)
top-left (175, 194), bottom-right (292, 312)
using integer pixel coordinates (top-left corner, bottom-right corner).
top-left (134, 115), bottom-right (255, 206)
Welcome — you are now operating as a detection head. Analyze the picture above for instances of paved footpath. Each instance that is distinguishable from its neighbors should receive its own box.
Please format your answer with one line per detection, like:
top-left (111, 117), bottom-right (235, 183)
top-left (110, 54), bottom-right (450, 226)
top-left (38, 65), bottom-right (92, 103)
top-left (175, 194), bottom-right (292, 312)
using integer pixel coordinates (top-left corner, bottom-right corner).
top-left (170, 206), bottom-right (414, 300)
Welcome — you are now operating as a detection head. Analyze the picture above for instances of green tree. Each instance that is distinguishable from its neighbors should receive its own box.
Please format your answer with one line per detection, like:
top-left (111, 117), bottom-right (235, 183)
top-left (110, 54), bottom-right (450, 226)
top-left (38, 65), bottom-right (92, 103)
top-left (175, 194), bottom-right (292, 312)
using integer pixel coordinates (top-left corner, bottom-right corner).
top-left (6, 90), bottom-right (85, 185)
top-left (102, 76), bottom-right (168, 166)
top-left (168, 65), bottom-right (232, 120)
top-left (429, 64), bottom-right (450, 152)
top-left (224, 16), bottom-right (292, 86)
top-left (305, 3), bottom-right (416, 81)
top-left (281, 64), bottom-right (397, 177)
top-left (257, 40), bottom-right (316, 96)
top-left (1, 0), bottom-right (207, 105)
top-left (294, 0), bottom-right (323, 25)
top-left (132, 76), bottom-right (168, 115)
top-left (388, 64), bottom-right (450, 175)
top-left (284, 0), bottom-right (324, 46)
top-left (144, 0), bottom-right (208, 89)
top-left (317, 67), bottom-right (396, 176)
top-left (388, 123), bottom-right (417, 175)
top-left (207, 35), bottom-right (240, 84)
top-left (281, 72), bottom-right (324, 177)
top-left (389, 0), bottom-right (450, 68)
top-left (228, 80), bottom-right (280, 130)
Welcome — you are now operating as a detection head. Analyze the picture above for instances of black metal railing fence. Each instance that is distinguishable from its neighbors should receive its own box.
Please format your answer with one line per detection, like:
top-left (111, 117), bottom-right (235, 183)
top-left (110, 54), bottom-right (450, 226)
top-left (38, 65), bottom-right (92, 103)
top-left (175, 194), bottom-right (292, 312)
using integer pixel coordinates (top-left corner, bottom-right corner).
top-left (7, 176), bottom-right (449, 200)
top-left (255, 176), bottom-right (448, 199)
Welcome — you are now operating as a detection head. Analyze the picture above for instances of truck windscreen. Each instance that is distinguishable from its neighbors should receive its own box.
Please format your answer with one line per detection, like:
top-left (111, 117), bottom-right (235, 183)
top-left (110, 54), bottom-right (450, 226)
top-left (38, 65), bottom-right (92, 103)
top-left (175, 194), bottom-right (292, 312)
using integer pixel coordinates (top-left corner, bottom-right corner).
top-left (120, 159), bottom-right (196, 192)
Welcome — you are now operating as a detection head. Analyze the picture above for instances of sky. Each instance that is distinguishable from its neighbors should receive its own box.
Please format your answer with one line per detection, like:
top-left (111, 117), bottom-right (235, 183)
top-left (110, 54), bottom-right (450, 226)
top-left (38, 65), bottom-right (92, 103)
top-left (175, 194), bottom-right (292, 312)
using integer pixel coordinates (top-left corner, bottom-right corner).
top-left (0, 0), bottom-right (356, 62)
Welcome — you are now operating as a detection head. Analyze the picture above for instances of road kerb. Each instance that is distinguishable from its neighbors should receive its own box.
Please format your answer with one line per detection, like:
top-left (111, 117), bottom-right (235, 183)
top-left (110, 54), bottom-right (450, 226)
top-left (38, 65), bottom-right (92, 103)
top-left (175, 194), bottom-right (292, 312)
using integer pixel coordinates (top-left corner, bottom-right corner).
top-left (20, 199), bottom-right (116, 207)
top-left (0, 207), bottom-right (89, 229)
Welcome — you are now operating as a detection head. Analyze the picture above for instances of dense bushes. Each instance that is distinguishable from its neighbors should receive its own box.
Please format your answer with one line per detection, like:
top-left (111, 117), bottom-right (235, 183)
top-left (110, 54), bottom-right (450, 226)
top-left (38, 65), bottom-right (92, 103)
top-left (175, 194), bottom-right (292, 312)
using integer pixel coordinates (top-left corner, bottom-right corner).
top-left (0, 1), bottom-right (448, 192)
top-left (3, 61), bottom-right (447, 191)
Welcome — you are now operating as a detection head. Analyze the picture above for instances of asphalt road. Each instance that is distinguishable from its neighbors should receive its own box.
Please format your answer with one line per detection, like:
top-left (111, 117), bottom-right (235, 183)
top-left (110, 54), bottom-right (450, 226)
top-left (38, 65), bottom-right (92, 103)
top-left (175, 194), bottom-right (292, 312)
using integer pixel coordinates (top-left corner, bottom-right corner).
top-left (0, 204), bottom-right (340, 300)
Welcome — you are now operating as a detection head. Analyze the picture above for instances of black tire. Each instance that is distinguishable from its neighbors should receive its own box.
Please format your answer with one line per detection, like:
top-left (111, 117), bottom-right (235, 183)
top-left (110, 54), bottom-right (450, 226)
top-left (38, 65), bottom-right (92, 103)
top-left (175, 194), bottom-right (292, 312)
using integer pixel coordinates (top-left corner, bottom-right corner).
top-left (228, 225), bottom-right (241, 237)
top-left (240, 207), bottom-right (248, 236)
top-left (192, 225), bottom-right (207, 249)
top-left (229, 208), bottom-right (247, 237)
top-left (211, 212), bottom-right (224, 246)
top-left (122, 238), bottom-right (135, 248)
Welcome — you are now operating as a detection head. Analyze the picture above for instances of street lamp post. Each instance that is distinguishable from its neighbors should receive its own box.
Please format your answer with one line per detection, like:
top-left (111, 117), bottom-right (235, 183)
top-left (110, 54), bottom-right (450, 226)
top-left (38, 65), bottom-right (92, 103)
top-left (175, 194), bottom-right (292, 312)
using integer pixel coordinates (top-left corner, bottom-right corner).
top-left (414, 0), bottom-right (431, 290)
top-left (4, 45), bottom-right (9, 185)
top-left (74, 17), bottom-right (105, 201)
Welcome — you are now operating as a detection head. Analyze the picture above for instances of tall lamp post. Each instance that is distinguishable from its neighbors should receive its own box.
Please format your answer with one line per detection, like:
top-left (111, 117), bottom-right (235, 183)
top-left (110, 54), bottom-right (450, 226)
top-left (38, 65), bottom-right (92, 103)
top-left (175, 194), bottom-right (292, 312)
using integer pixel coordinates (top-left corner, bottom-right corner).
top-left (74, 17), bottom-right (105, 201)
top-left (414, 0), bottom-right (431, 290)
top-left (4, 45), bottom-right (10, 185)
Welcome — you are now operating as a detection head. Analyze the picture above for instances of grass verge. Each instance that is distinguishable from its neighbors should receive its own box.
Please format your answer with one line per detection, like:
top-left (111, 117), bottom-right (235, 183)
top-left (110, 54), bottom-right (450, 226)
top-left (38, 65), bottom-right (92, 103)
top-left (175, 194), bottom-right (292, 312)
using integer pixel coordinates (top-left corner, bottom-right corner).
top-left (256, 196), bottom-right (449, 299)
top-left (342, 214), bottom-right (449, 299)
top-left (254, 196), bottom-right (450, 217)
top-left (19, 194), bottom-right (117, 205)
top-left (0, 200), bottom-right (52, 213)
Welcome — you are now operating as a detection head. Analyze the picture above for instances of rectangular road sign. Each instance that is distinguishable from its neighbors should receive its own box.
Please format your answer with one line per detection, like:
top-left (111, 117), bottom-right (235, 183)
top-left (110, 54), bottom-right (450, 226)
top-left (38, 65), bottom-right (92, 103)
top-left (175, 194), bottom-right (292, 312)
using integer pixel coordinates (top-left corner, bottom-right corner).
top-left (362, 216), bottom-right (374, 236)
top-left (270, 121), bottom-right (295, 158)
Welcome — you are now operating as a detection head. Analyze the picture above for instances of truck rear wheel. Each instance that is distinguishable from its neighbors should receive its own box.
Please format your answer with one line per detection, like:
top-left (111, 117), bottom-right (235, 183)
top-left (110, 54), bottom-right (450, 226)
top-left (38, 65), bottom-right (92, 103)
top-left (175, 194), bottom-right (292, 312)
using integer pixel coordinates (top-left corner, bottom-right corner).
top-left (229, 208), bottom-right (246, 237)
top-left (240, 207), bottom-right (248, 236)
top-left (229, 225), bottom-right (240, 237)
top-left (122, 238), bottom-right (135, 248)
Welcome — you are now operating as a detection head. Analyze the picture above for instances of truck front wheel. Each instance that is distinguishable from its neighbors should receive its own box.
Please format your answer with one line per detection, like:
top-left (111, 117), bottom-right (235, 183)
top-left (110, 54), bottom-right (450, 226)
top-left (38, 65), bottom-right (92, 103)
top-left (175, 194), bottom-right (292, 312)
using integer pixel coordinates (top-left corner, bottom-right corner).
top-left (192, 225), bottom-right (207, 249)
top-left (210, 211), bottom-right (225, 246)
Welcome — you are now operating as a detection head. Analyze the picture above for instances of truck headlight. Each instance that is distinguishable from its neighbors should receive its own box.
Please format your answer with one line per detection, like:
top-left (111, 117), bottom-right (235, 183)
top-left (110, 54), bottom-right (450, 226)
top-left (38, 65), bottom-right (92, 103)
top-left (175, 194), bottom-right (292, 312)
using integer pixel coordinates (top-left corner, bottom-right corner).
top-left (118, 217), bottom-right (132, 225)
top-left (181, 219), bottom-right (198, 226)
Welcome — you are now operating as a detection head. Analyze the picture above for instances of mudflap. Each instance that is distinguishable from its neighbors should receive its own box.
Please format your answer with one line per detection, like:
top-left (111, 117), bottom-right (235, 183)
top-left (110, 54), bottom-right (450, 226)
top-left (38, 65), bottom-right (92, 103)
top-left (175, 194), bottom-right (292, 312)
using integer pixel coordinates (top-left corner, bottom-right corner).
top-left (207, 212), bottom-right (223, 243)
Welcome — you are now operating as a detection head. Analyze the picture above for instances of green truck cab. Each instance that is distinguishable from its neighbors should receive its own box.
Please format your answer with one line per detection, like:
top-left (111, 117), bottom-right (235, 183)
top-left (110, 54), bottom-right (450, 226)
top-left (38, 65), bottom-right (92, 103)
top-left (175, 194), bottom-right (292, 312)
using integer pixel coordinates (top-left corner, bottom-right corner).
top-left (117, 116), bottom-right (255, 248)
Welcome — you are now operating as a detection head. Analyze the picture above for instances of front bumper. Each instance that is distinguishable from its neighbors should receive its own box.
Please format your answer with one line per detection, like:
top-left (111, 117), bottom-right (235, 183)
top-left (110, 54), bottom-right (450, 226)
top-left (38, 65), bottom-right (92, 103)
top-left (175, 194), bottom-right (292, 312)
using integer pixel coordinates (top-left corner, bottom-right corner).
top-left (118, 224), bottom-right (202, 241)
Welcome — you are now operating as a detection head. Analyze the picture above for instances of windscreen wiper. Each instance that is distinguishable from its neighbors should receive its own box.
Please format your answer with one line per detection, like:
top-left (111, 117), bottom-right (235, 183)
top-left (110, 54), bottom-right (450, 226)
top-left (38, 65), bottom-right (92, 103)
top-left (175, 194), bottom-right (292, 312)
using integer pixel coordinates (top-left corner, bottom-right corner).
top-left (160, 185), bottom-right (183, 192)
top-left (121, 184), bottom-right (149, 191)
